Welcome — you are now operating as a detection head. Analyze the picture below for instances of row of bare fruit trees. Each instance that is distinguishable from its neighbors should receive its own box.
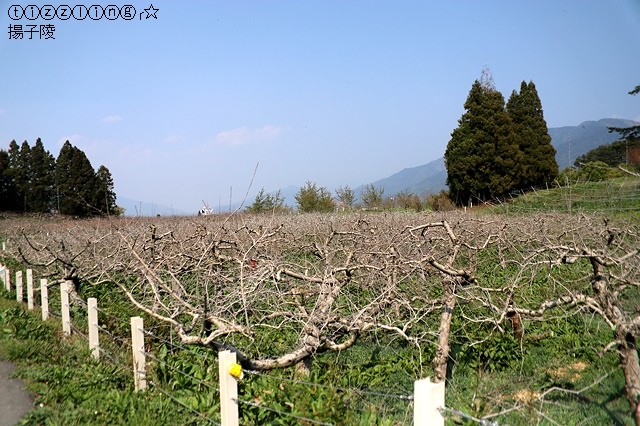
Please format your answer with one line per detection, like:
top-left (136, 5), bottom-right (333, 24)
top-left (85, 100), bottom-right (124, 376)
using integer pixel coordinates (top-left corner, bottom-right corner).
top-left (3, 211), bottom-right (640, 424)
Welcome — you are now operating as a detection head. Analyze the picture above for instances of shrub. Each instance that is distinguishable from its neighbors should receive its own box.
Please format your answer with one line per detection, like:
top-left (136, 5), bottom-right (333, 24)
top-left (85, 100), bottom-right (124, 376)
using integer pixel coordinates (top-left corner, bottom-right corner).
top-left (427, 190), bottom-right (456, 211)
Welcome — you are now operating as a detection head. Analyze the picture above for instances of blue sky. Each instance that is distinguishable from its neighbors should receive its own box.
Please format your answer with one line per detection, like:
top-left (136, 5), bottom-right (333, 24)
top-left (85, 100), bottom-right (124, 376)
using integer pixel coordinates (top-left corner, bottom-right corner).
top-left (1, 1), bottom-right (639, 214)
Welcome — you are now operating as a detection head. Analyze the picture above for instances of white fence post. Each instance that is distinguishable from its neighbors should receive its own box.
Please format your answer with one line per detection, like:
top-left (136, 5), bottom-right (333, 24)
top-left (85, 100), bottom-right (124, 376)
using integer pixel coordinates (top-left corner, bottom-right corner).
top-left (219, 350), bottom-right (239, 426)
top-left (61, 280), bottom-right (71, 336)
top-left (26, 269), bottom-right (34, 310)
top-left (0, 266), bottom-right (5, 290)
top-left (88, 298), bottom-right (99, 360)
top-left (131, 316), bottom-right (147, 391)
top-left (3, 267), bottom-right (9, 291)
top-left (41, 279), bottom-right (49, 321)
top-left (16, 270), bottom-right (23, 302)
top-left (414, 377), bottom-right (445, 426)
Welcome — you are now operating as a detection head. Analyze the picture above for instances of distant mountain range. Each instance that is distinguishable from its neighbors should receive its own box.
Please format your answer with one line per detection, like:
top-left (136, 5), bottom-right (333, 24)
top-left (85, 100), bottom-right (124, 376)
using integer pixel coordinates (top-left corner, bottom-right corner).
top-left (549, 118), bottom-right (639, 169)
top-left (353, 157), bottom-right (446, 200)
top-left (121, 118), bottom-right (638, 214)
top-left (117, 197), bottom-right (187, 217)
top-left (357, 118), bottom-right (639, 199)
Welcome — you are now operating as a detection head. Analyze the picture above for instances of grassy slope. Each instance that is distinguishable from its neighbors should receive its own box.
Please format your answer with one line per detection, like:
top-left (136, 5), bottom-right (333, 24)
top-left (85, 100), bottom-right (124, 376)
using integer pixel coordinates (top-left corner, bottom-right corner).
top-left (492, 176), bottom-right (640, 217)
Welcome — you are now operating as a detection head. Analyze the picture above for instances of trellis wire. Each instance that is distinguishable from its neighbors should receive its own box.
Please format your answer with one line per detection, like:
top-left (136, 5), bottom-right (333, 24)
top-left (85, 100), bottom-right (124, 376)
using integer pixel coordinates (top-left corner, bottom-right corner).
top-left (94, 345), bottom-right (130, 373)
top-left (440, 406), bottom-right (502, 426)
top-left (95, 323), bottom-right (130, 346)
top-left (244, 368), bottom-right (414, 401)
top-left (141, 329), bottom-right (414, 423)
top-left (235, 397), bottom-right (336, 426)
top-left (69, 322), bottom-right (88, 338)
top-left (138, 328), bottom-right (414, 402)
top-left (142, 349), bottom-right (220, 394)
top-left (0, 266), bottom-right (500, 426)
top-left (147, 380), bottom-right (221, 425)
top-left (138, 327), bottom-right (415, 403)
top-left (141, 327), bottom-right (214, 357)
top-left (94, 303), bottom-right (136, 327)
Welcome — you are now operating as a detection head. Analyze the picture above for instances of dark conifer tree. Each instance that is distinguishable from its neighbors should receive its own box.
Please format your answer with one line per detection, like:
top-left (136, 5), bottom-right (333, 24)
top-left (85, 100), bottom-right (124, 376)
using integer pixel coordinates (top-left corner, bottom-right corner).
top-left (94, 165), bottom-right (117, 216)
top-left (55, 141), bottom-right (74, 214)
top-left (56, 141), bottom-right (99, 216)
top-left (4, 140), bottom-right (22, 210)
top-left (0, 150), bottom-right (15, 211)
top-left (29, 138), bottom-right (56, 213)
top-left (506, 81), bottom-right (558, 188)
top-left (445, 70), bottom-right (522, 205)
top-left (13, 141), bottom-right (32, 211)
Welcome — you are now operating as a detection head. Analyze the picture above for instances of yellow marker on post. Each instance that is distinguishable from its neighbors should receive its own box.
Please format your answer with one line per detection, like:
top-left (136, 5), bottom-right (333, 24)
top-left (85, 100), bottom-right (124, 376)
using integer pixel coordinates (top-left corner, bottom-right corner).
top-left (229, 363), bottom-right (243, 379)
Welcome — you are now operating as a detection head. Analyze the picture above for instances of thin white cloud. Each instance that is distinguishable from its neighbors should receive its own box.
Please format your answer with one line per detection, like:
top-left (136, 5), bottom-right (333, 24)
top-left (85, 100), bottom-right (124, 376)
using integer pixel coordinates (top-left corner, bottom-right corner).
top-left (165, 134), bottom-right (186, 144)
top-left (102, 115), bottom-right (122, 123)
top-left (214, 125), bottom-right (280, 146)
top-left (119, 144), bottom-right (153, 158)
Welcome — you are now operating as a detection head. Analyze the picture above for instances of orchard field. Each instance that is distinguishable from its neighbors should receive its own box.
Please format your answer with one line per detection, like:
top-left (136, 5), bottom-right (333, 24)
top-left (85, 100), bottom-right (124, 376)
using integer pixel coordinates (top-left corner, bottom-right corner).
top-left (1, 207), bottom-right (639, 425)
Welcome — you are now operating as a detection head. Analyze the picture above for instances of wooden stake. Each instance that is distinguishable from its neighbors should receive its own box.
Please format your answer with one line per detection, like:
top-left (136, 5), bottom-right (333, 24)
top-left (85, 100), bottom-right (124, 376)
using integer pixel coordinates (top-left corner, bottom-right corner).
top-left (131, 316), bottom-right (147, 391)
top-left (16, 271), bottom-right (23, 302)
top-left (26, 269), bottom-right (34, 310)
top-left (219, 350), bottom-right (239, 426)
top-left (41, 279), bottom-right (49, 321)
top-left (61, 280), bottom-right (71, 336)
top-left (414, 377), bottom-right (445, 425)
top-left (88, 298), bottom-right (99, 360)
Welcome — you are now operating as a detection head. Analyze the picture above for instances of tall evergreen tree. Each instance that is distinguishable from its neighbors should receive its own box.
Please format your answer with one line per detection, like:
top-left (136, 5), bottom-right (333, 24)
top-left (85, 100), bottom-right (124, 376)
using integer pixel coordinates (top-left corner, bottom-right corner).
top-left (56, 141), bottom-right (99, 216)
top-left (94, 165), bottom-right (118, 216)
top-left (445, 71), bottom-right (522, 205)
top-left (0, 150), bottom-right (15, 211)
top-left (4, 140), bottom-right (22, 211)
top-left (55, 141), bottom-right (73, 214)
top-left (13, 141), bottom-right (32, 211)
top-left (506, 81), bottom-right (558, 188)
top-left (29, 138), bottom-right (56, 213)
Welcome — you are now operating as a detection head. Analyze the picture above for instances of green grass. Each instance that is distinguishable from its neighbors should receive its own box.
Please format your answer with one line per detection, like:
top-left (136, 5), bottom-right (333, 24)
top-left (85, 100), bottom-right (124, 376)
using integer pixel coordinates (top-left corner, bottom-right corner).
top-left (445, 312), bottom-right (633, 425)
top-left (1, 283), bottom-right (633, 425)
top-left (492, 176), bottom-right (640, 217)
top-left (0, 293), bottom-right (215, 426)
top-left (0, 286), bottom-right (417, 425)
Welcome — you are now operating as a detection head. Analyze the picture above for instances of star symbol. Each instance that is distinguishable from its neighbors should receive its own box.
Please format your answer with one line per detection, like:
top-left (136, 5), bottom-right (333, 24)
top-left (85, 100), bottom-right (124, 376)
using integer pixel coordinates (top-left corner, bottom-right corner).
top-left (144, 4), bottom-right (159, 19)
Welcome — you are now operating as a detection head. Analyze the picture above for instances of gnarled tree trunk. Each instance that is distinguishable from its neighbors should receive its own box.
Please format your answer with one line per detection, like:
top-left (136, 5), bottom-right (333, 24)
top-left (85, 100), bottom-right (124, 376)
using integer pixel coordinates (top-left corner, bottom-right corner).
top-left (434, 278), bottom-right (458, 382)
top-left (590, 257), bottom-right (640, 426)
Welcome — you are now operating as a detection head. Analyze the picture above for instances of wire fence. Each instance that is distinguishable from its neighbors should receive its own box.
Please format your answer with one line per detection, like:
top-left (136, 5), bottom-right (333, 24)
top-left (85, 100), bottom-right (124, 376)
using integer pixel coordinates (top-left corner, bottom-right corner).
top-left (0, 263), bottom-right (509, 425)
top-left (487, 175), bottom-right (640, 216)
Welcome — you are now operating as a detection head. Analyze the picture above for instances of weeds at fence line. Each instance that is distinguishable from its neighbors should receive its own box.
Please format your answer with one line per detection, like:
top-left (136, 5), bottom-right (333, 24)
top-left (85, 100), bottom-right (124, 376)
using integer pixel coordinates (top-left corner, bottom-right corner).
top-left (489, 175), bottom-right (640, 217)
top-left (234, 397), bottom-right (337, 426)
top-left (0, 267), bottom-right (452, 425)
top-left (148, 380), bottom-right (221, 425)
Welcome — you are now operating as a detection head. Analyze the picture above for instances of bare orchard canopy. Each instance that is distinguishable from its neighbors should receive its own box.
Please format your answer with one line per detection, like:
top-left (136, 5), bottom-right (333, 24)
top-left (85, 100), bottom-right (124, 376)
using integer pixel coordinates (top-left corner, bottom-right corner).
top-left (5, 211), bottom-right (640, 422)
